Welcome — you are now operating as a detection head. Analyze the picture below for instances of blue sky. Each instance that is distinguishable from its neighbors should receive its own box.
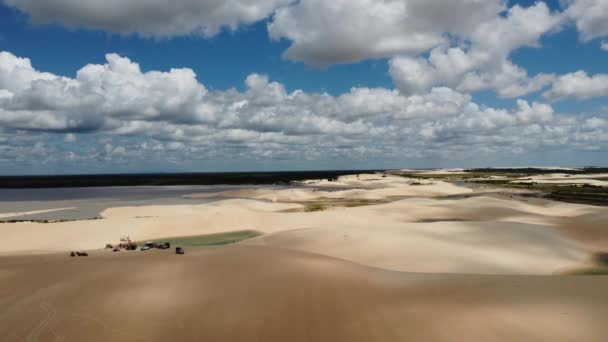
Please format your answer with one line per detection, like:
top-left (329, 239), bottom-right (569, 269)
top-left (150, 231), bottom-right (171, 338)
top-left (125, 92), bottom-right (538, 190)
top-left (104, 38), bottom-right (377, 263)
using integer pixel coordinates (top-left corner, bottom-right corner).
top-left (0, 0), bottom-right (607, 174)
top-left (0, 6), bottom-right (395, 95)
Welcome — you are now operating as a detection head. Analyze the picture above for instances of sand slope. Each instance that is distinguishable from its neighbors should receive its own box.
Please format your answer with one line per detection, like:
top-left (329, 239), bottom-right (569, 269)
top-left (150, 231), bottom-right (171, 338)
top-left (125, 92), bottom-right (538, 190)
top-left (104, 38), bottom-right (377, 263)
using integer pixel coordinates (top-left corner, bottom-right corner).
top-left (245, 221), bottom-right (588, 274)
top-left (1, 195), bottom-right (605, 274)
top-left (186, 180), bottom-right (472, 202)
top-left (511, 173), bottom-right (608, 187)
top-left (1, 245), bottom-right (607, 342)
top-left (1, 174), bottom-right (607, 275)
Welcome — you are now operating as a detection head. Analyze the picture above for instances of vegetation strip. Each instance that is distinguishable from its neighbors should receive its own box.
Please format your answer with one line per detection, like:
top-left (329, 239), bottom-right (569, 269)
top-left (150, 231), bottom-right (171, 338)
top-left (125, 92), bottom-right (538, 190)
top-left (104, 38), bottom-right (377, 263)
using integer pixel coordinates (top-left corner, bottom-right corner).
top-left (138, 230), bottom-right (263, 247)
top-left (0, 217), bottom-right (102, 224)
top-left (567, 253), bottom-right (608, 275)
top-left (398, 169), bottom-right (608, 206)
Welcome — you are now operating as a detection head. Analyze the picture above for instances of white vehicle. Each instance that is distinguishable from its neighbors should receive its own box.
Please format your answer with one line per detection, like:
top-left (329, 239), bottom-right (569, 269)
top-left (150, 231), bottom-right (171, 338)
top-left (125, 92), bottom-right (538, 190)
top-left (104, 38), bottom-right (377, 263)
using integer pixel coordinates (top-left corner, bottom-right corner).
top-left (141, 246), bottom-right (151, 251)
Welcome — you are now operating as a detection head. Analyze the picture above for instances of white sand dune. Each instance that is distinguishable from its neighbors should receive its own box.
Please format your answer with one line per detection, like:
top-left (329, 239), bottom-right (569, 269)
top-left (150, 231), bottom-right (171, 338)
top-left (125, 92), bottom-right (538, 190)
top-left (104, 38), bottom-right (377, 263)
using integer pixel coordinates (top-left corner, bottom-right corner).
top-left (398, 168), bottom-right (467, 174)
top-left (513, 178), bottom-right (608, 187)
top-left (1, 173), bottom-right (606, 274)
top-left (526, 173), bottom-right (608, 180)
top-left (188, 174), bottom-right (472, 201)
top-left (2, 191), bottom-right (606, 274)
top-left (499, 173), bottom-right (608, 187)
top-left (299, 172), bottom-right (435, 188)
top-left (3, 172), bottom-right (607, 340)
top-left (244, 221), bottom-right (588, 274)
top-left (486, 166), bottom-right (583, 171)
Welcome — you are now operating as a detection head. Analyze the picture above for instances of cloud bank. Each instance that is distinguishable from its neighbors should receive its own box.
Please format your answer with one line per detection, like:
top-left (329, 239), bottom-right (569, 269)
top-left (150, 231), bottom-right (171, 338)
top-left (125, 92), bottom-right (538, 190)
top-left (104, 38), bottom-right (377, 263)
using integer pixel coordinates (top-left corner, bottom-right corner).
top-left (8, 0), bottom-right (606, 102)
top-left (268, 0), bottom-right (504, 66)
top-left (389, 3), bottom-right (562, 98)
top-left (0, 51), bottom-right (606, 171)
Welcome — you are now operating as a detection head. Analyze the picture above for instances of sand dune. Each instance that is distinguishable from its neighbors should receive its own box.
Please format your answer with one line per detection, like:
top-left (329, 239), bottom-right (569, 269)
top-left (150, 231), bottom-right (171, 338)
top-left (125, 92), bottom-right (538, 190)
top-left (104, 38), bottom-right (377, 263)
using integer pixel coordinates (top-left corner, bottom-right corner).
top-left (1, 245), bottom-right (607, 342)
top-left (0, 200), bottom-right (304, 255)
top-left (499, 173), bottom-right (608, 187)
top-left (2, 174), bottom-right (608, 340)
top-left (398, 168), bottom-right (468, 175)
top-left (186, 183), bottom-right (471, 202)
top-left (1, 174), bottom-right (607, 275)
top-left (368, 196), bottom-right (599, 225)
top-left (514, 178), bottom-right (608, 187)
top-left (526, 173), bottom-right (608, 180)
top-left (1, 195), bottom-right (603, 274)
top-left (187, 174), bottom-right (473, 201)
top-left (244, 221), bottom-right (588, 275)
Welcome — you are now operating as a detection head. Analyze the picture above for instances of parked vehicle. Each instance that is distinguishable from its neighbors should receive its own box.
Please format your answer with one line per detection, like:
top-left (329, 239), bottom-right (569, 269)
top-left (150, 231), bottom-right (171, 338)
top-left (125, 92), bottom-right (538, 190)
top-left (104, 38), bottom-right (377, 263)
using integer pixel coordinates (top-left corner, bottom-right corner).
top-left (176, 247), bottom-right (185, 255)
top-left (141, 246), bottom-right (151, 251)
top-left (157, 242), bottom-right (171, 249)
top-left (125, 243), bottom-right (138, 251)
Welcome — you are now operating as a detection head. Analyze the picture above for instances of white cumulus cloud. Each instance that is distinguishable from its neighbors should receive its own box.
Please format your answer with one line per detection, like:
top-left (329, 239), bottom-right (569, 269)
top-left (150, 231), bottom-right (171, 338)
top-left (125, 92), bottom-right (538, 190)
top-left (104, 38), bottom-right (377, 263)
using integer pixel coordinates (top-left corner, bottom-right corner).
top-left (564, 0), bottom-right (608, 41)
top-left (268, 0), bottom-right (504, 66)
top-left (3, 0), bottom-right (293, 37)
top-left (389, 3), bottom-right (561, 98)
top-left (544, 71), bottom-right (608, 100)
top-left (0, 51), bottom-right (606, 170)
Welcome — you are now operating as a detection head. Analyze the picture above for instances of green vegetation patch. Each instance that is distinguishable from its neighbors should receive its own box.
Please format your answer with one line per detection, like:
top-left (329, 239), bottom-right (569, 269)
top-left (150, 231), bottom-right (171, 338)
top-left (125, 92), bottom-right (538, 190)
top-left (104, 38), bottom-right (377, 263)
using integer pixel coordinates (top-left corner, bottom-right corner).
top-left (400, 172), bottom-right (526, 180)
top-left (567, 268), bottom-right (608, 276)
top-left (0, 217), bottom-right (102, 224)
top-left (595, 253), bottom-right (608, 267)
top-left (566, 253), bottom-right (608, 276)
top-left (281, 197), bottom-right (412, 212)
top-left (400, 170), bottom-right (608, 206)
top-left (305, 202), bottom-right (329, 212)
top-left (147, 230), bottom-right (262, 247)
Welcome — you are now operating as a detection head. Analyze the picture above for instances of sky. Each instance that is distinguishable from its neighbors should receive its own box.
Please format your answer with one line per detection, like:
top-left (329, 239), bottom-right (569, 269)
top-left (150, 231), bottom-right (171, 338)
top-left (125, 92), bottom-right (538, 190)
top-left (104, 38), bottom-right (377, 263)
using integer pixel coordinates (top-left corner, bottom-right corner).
top-left (0, 0), bottom-right (607, 175)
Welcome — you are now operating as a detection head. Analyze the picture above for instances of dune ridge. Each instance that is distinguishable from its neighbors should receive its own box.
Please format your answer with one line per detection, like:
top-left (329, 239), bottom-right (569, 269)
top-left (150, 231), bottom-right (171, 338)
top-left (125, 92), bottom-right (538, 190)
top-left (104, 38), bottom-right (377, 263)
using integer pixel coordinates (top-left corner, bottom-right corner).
top-left (1, 174), bottom-right (606, 275)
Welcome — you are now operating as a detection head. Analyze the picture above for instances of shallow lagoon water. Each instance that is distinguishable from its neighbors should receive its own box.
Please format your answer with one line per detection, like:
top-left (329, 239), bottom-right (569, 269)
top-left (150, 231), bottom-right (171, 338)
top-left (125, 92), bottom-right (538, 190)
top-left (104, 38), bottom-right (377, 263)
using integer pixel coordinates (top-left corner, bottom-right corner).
top-left (0, 184), bottom-right (353, 221)
top-left (0, 185), bottom-right (272, 221)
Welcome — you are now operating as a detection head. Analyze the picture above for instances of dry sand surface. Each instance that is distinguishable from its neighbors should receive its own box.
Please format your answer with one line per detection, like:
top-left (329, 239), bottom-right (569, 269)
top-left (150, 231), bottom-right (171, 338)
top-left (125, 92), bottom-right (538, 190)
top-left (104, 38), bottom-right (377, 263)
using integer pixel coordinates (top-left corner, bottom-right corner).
top-left (245, 221), bottom-right (587, 275)
top-left (1, 174), bottom-right (607, 274)
top-left (507, 173), bottom-right (608, 187)
top-left (2, 173), bottom-right (608, 341)
top-left (187, 175), bottom-right (472, 199)
top-left (1, 245), bottom-right (608, 342)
